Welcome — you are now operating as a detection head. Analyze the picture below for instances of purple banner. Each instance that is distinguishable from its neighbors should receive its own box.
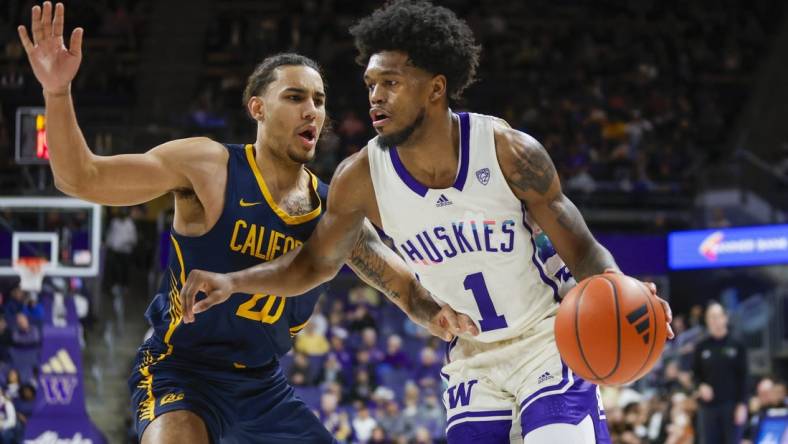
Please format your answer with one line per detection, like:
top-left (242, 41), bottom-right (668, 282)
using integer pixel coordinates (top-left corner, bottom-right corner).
top-left (596, 233), bottom-right (667, 276)
top-left (24, 325), bottom-right (106, 444)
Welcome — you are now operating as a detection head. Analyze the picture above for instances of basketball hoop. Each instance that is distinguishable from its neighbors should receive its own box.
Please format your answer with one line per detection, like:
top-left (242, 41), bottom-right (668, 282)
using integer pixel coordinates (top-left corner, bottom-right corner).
top-left (13, 257), bottom-right (49, 293)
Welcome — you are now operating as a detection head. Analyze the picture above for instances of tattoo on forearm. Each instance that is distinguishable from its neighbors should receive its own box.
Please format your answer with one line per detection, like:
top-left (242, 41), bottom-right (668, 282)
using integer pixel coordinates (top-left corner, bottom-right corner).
top-left (349, 229), bottom-right (399, 300)
top-left (507, 142), bottom-right (555, 195)
top-left (406, 281), bottom-right (440, 324)
top-left (547, 196), bottom-right (583, 233)
top-left (572, 244), bottom-right (617, 282)
top-left (349, 227), bottom-right (440, 325)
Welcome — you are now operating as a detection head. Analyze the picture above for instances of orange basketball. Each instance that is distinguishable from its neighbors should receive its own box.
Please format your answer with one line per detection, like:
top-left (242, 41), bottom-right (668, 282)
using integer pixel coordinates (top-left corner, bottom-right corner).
top-left (555, 273), bottom-right (667, 386)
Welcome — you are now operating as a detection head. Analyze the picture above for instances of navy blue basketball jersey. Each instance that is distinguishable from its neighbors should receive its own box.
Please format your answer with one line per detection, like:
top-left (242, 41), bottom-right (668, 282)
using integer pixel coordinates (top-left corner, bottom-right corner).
top-left (143, 143), bottom-right (328, 368)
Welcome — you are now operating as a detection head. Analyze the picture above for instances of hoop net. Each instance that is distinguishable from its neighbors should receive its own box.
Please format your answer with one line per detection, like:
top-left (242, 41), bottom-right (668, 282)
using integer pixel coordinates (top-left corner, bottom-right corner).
top-left (13, 257), bottom-right (49, 292)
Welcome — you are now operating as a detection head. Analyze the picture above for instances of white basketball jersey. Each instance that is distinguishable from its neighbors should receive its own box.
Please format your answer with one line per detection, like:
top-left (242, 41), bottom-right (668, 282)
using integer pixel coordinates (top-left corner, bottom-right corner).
top-left (368, 112), bottom-right (575, 343)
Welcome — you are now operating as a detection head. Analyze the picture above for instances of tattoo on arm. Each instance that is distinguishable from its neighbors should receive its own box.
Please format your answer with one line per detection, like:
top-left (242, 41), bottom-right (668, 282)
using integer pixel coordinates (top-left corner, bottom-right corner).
top-left (348, 225), bottom-right (440, 325)
top-left (406, 280), bottom-right (440, 324)
top-left (348, 227), bottom-right (398, 300)
top-left (506, 139), bottom-right (556, 195)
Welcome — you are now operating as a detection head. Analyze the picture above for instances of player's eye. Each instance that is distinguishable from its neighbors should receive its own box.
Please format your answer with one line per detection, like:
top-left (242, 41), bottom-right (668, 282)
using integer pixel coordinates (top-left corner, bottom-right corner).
top-left (288, 95), bottom-right (302, 102)
top-left (384, 80), bottom-right (398, 87)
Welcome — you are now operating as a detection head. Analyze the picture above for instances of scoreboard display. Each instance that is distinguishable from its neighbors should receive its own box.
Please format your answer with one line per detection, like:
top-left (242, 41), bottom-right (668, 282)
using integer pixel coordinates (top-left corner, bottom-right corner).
top-left (15, 107), bottom-right (49, 165)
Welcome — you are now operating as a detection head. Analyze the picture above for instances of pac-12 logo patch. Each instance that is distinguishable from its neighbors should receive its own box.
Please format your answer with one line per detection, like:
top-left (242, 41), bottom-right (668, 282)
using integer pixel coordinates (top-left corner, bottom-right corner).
top-left (475, 168), bottom-right (490, 185)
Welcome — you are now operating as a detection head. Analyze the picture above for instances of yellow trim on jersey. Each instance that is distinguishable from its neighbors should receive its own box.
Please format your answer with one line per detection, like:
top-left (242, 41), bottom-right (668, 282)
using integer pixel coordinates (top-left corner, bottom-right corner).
top-left (289, 319), bottom-right (310, 335)
top-left (244, 144), bottom-right (322, 225)
top-left (170, 234), bottom-right (187, 285)
top-left (233, 362), bottom-right (247, 369)
top-left (156, 235), bottom-right (187, 360)
top-left (136, 350), bottom-right (156, 422)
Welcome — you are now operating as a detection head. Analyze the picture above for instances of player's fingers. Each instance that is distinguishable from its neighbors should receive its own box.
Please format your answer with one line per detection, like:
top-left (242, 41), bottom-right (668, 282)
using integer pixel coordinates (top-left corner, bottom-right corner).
top-left (666, 322), bottom-right (675, 340)
top-left (193, 289), bottom-right (223, 314)
top-left (179, 274), bottom-right (197, 323)
top-left (459, 314), bottom-right (479, 336)
top-left (182, 283), bottom-right (196, 323)
top-left (659, 297), bottom-right (673, 323)
top-left (42, 2), bottom-right (53, 38)
top-left (645, 282), bottom-right (657, 294)
top-left (17, 26), bottom-right (34, 53)
top-left (440, 308), bottom-right (461, 335)
top-left (603, 267), bottom-right (620, 274)
top-left (69, 27), bottom-right (83, 56)
top-left (53, 3), bottom-right (64, 38)
top-left (31, 5), bottom-right (43, 44)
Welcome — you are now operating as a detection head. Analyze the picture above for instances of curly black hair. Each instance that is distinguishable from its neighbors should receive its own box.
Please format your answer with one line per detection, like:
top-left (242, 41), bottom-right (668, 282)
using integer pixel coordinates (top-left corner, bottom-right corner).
top-left (349, 0), bottom-right (481, 101)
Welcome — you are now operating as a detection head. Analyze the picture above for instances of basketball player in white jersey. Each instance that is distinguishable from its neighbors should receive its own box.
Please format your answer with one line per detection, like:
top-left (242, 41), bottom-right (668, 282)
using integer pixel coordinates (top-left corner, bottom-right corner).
top-left (180, 1), bottom-right (673, 442)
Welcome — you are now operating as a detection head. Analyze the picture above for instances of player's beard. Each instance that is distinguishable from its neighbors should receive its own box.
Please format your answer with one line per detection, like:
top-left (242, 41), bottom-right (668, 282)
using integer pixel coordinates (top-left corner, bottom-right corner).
top-left (377, 107), bottom-right (426, 149)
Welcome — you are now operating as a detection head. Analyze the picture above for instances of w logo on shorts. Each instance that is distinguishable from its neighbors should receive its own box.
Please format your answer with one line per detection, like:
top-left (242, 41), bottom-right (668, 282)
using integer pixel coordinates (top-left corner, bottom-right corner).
top-left (447, 380), bottom-right (478, 409)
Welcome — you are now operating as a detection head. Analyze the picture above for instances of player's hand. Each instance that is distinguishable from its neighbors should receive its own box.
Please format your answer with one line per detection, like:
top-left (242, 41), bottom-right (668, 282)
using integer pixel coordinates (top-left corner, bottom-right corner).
top-left (180, 269), bottom-right (236, 323)
top-left (18, 2), bottom-right (84, 96)
top-left (426, 305), bottom-right (480, 341)
top-left (604, 269), bottom-right (674, 339)
top-left (698, 383), bottom-right (714, 402)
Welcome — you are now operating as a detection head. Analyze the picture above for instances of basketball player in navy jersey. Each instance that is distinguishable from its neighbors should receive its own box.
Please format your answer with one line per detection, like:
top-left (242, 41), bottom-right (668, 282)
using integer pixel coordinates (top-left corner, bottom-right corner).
top-left (18, 2), bottom-right (478, 443)
top-left (180, 1), bottom-right (674, 443)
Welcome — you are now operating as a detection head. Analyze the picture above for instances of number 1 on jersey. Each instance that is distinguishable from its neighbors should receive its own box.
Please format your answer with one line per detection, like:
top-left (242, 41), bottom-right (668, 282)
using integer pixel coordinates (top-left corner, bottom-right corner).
top-left (464, 272), bottom-right (508, 331)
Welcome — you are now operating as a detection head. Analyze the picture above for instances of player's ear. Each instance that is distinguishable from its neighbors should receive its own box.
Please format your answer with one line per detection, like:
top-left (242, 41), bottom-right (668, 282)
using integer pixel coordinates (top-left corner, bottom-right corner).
top-left (247, 96), bottom-right (265, 122)
top-left (429, 74), bottom-right (447, 103)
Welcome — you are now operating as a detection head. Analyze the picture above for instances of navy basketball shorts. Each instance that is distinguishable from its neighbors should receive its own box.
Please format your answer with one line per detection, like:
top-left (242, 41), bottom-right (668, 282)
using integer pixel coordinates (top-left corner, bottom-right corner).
top-left (128, 347), bottom-right (334, 443)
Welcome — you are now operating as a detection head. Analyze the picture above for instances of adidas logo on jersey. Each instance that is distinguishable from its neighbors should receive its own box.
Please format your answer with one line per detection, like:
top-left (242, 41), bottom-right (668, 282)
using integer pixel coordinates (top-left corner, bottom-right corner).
top-left (435, 194), bottom-right (453, 207)
top-left (41, 349), bottom-right (78, 374)
top-left (537, 371), bottom-right (554, 384)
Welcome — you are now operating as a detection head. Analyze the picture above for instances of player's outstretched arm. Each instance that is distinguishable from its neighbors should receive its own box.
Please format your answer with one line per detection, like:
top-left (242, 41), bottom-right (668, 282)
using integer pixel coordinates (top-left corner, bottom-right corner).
top-left (18, 2), bottom-right (209, 205)
top-left (495, 124), bottom-right (674, 338)
top-left (347, 220), bottom-right (479, 340)
top-left (181, 152), bottom-right (375, 320)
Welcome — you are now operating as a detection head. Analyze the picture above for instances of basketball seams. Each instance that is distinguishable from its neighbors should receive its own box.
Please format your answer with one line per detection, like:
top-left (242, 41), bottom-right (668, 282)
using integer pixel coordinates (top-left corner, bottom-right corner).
top-left (573, 279), bottom-right (603, 383)
top-left (597, 275), bottom-right (621, 382)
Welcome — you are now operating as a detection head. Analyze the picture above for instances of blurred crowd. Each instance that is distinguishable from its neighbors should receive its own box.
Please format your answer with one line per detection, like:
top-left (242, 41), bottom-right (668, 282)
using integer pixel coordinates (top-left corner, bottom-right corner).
top-left (1, 0), bottom-right (784, 202)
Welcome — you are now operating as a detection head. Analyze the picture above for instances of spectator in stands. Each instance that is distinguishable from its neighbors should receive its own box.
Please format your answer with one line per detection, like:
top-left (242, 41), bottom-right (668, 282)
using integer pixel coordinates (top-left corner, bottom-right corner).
top-left (693, 301), bottom-right (748, 444)
top-left (295, 321), bottom-right (330, 356)
top-left (420, 392), bottom-right (446, 440)
top-left (352, 404), bottom-right (378, 443)
top-left (742, 376), bottom-right (781, 443)
top-left (287, 352), bottom-right (314, 387)
top-left (348, 368), bottom-right (375, 404)
top-left (317, 353), bottom-right (344, 386)
top-left (0, 388), bottom-right (15, 443)
top-left (11, 313), bottom-right (40, 348)
top-left (4, 288), bottom-right (24, 316)
top-left (382, 334), bottom-right (411, 370)
top-left (774, 380), bottom-right (787, 406)
top-left (319, 391), bottom-right (352, 441)
top-left (368, 426), bottom-right (387, 443)
top-left (12, 384), bottom-right (34, 428)
top-left (329, 332), bottom-right (353, 379)
top-left (0, 319), bottom-right (11, 362)
top-left (360, 327), bottom-right (383, 364)
top-left (347, 303), bottom-right (376, 332)
top-left (377, 400), bottom-right (408, 440)
top-left (20, 294), bottom-right (44, 326)
top-left (103, 207), bottom-right (138, 303)
top-left (413, 426), bottom-right (432, 444)
top-left (414, 346), bottom-right (442, 390)
top-left (4, 369), bottom-right (19, 400)
top-left (354, 349), bottom-right (378, 386)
